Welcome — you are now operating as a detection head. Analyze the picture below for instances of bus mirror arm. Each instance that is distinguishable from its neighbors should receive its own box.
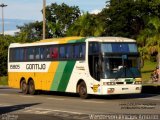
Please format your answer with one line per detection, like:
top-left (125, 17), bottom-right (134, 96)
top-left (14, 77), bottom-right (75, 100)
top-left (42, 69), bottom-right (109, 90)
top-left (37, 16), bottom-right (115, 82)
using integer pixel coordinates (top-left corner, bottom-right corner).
top-left (140, 58), bottom-right (144, 68)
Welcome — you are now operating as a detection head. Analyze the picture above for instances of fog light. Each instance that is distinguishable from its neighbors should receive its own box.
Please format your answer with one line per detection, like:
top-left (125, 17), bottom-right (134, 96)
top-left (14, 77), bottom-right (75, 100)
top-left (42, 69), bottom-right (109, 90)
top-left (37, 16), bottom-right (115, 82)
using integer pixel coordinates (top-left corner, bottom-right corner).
top-left (107, 88), bottom-right (115, 93)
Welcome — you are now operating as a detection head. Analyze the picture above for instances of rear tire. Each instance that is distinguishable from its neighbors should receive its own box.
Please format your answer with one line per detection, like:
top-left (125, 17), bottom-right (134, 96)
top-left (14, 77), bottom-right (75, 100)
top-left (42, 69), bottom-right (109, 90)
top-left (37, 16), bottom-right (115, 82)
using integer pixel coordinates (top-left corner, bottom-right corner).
top-left (28, 80), bottom-right (36, 95)
top-left (21, 80), bottom-right (28, 94)
top-left (78, 81), bottom-right (89, 99)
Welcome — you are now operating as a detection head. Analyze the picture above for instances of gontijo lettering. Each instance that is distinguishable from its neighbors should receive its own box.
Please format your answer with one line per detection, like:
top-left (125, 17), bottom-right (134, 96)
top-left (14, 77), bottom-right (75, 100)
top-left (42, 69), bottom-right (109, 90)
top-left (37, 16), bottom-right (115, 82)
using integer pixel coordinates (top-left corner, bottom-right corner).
top-left (26, 64), bottom-right (46, 70)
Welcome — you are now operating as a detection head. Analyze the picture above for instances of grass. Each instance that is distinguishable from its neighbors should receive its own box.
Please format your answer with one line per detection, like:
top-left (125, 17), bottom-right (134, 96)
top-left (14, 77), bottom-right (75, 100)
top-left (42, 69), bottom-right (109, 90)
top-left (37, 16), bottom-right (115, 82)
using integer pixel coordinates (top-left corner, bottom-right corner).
top-left (141, 60), bottom-right (157, 83)
top-left (0, 76), bottom-right (8, 85)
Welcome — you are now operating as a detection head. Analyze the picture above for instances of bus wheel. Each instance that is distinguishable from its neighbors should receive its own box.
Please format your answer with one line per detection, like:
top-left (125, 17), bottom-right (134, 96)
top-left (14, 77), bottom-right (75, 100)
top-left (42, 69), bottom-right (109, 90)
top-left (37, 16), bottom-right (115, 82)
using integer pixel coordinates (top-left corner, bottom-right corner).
top-left (28, 80), bottom-right (36, 95)
top-left (21, 80), bottom-right (28, 94)
top-left (78, 82), bottom-right (88, 99)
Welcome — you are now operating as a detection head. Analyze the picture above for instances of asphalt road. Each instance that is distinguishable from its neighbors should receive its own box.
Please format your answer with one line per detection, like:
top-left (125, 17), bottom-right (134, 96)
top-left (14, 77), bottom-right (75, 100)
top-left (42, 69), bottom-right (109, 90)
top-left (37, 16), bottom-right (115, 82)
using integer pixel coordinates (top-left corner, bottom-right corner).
top-left (0, 86), bottom-right (160, 120)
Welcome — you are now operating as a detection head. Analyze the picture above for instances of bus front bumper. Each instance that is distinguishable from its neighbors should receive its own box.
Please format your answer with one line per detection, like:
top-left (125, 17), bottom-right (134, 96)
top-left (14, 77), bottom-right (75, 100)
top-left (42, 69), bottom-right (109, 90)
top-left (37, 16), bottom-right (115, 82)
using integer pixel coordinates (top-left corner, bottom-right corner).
top-left (101, 85), bottom-right (142, 95)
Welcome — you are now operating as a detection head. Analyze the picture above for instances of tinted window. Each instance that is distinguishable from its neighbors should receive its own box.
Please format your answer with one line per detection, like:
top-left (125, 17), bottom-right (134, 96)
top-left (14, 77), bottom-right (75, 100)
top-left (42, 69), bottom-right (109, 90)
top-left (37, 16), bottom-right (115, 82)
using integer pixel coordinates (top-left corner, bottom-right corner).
top-left (27, 48), bottom-right (35, 60)
top-left (35, 47), bottom-right (40, 60)
top-left (19, 48), bottom-right (24, 61)
top-left (80, 44), bottom-right (85, 58)
top-left (89, 42), bottom-right (99, 54)
top-left (15, 49), bottom-right (19, 61)
top-left (60, 46), bottom-right (65, 59)
top-left (45, 47), bottom-right (51, 59)
top-left (73, 45), bottom-right (79, 58)
top-left (101, 43), bottom-right (138, 53)
top-left (51, 47), bottom-right (59, 59)
top-left (40, 47), bottom-right (45, 59)
top-left (66, 45), bottom-right (73, 59)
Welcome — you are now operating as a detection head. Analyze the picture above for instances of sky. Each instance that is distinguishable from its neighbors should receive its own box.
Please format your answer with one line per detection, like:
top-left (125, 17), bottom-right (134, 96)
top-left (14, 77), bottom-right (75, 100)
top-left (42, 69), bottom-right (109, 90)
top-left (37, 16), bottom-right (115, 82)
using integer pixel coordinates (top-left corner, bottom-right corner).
top-left (0, 0), bottom-right (108, 21)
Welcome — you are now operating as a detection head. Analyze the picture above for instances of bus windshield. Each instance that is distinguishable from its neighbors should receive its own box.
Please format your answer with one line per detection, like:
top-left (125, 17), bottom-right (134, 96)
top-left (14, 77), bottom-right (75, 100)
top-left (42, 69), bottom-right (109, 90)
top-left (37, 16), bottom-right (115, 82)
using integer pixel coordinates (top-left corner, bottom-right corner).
top-left (101, 56), bottom-right (141, 79)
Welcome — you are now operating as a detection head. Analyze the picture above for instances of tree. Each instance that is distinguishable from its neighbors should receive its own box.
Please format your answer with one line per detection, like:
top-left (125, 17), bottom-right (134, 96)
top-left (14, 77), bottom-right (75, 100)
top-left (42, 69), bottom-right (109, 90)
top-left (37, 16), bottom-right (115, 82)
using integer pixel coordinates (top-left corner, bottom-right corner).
top-left (100, 0), bottom-right (146, 38)
top-left (67, 13), bottom-right (104, 37)
top-left (16, 21), bottom-right (44, 42)
top-left (16, 3), bottom-right (81, 42)
top-left (0, 35), bottom-right (17, 76)
top-left (45, 3), bottom-right (81, 37)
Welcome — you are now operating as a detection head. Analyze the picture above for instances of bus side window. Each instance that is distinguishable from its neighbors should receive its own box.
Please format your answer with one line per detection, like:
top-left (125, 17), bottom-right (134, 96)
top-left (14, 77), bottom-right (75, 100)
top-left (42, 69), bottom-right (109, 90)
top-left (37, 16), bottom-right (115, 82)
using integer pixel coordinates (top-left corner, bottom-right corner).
top-left (51, 47), bottom-right (59, 59)
top-left (35, 47), bottom-right (40, 60)
top-left (80, 44), bottom-right (85, 59)
top-left (66, 45), bottom-right (73, 59)
top-left (40, 47), bottom-right (45, 60)
top-left (15, 48), bottom-right (19, 61)
top-left (45, 47), bottom-right (50, 59)
top-left (27, 48), bottom-right (35, 60)
top-left (59, 46), bottom-right (65, 59)
top-left (10, 48), bottom-right (17, 61)
top-left (73, 45), bottom-right (79, 59)
top-left (19, 48), bottom-right (24, 61)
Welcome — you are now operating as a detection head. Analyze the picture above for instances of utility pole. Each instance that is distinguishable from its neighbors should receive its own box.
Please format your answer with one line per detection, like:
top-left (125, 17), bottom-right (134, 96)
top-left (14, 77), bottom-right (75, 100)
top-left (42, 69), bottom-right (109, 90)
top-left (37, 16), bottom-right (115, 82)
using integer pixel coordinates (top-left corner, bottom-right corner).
top-left (0, 3), bottom-right (7, 35)
top-left (43, 0), bottom-right (46, 40)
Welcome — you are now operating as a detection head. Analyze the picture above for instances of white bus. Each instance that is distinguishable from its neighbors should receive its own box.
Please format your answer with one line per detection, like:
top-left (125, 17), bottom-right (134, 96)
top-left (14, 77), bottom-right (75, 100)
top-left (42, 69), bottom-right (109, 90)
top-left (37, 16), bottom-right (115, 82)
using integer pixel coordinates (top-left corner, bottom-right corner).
top-left (8, 37), bottom-right (142, 98)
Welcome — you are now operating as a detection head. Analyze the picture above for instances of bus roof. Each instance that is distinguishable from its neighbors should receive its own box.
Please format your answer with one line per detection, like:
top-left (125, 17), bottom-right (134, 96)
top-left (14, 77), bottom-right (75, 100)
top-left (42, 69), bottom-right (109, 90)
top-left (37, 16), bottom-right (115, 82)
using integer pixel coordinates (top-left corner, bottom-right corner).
top-left (9, 37), bottom-right (136, 48)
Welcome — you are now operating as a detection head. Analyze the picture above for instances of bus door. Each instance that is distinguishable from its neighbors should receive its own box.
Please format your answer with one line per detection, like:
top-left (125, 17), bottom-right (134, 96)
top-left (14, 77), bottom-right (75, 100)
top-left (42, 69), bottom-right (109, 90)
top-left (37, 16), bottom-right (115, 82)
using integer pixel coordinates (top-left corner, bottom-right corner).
top-left (92, 56), bottom-right (100, 81)
top-left (91, 56), bottom-right (101, 93)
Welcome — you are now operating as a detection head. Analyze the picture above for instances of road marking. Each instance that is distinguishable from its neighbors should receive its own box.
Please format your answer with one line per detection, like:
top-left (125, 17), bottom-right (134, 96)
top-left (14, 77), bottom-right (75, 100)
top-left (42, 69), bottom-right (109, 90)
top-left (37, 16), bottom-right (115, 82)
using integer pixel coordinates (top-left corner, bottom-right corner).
top-left (0, 94), bottom-right (9, 96)
top-left (83, 100), bottom-right (105, 104)
top-left (47, 98), bottom-right (64, 100)
top-left (20, 95), bottom-right (34, 98)
top-left (36, 108), bottom-right (83, 115)
top-left (0, 103), bottom-right (11, 107)
top-left (140, 98), bottom-right (160, 101)
top-left (24, 107), bottom-right (83, 115)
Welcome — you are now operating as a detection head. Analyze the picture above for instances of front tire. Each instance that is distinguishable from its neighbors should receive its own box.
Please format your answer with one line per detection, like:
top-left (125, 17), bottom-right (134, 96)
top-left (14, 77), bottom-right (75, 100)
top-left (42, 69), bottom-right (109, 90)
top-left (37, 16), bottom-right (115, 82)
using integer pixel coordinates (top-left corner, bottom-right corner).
top-left (21, 80), bottom-right (28, 94)
top-left (78, 81), bottom-right (89, 99)
top-left (28, 80), bottom-right (36, 95)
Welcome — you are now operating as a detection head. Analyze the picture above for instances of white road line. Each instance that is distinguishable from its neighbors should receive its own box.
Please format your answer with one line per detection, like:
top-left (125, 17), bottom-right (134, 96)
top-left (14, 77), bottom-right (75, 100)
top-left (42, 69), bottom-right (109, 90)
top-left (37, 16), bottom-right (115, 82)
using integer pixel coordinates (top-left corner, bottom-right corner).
top-left (140, 98), bottom-right (160, 101)
top-left (20, 95), bottom-right (34, 98)
top-left (47, 98), bottom-right (64, 100)
top-left (0, 103), bottom-right (11, 107)
top-left (83, 100), bottom-right (105, 104)
top-left (34, 108), bottom-right (83, 115)
top-left (0, 94), bottom-right (9, 96)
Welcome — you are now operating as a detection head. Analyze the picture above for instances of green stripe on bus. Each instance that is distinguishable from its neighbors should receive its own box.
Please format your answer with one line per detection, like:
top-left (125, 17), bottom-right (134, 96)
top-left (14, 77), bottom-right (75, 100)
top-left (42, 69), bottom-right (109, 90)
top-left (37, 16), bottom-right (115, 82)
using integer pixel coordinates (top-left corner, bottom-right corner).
top-left (68, 38), bottom-right (86, 43)
top-left (57, 61), bottom-right (76, 92)
top-left (50, 61), bottom-right (67, 91)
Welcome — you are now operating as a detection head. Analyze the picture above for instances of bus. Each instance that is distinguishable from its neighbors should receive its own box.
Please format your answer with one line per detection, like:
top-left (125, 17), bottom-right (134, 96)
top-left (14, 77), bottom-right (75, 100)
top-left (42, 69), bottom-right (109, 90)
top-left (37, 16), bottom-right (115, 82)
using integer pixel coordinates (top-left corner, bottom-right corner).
top-left (8, 37), bottom-right (142, 98)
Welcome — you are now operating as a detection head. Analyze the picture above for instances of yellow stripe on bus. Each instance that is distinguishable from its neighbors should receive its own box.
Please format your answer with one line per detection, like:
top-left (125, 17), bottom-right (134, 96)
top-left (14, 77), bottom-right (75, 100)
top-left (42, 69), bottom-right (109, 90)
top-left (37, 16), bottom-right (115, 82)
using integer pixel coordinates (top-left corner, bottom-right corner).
top-left (35, 37), bottom-right (84, 44)
top-left (8, 62), bottom-right (59, 91)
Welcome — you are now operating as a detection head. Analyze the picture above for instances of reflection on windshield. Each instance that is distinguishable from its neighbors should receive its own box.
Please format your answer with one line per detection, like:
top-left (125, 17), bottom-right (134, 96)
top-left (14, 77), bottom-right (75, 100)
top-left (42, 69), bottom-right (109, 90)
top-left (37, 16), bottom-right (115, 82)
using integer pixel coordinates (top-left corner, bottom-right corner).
top-left (102, 56), bottom-right (141, 79)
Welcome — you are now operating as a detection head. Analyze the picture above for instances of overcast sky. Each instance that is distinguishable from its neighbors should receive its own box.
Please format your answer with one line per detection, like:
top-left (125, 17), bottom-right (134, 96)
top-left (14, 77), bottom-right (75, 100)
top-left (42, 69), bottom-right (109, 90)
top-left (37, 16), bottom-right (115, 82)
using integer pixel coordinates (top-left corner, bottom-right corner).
top-left (1, 0), bottom-right (107, 20)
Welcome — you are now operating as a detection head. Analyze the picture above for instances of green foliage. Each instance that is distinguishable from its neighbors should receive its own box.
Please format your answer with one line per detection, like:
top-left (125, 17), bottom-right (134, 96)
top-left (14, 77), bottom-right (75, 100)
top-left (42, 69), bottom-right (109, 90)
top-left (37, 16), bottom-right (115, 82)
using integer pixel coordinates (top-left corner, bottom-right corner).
top-left (0, 76), bottom-right (8, 85)
top-left (16, 21), bottom-right (44, 42)
top-left (67, 13), bottom-right (104, 37)
top-left (16, 3), bottom-right (81, 42)
top-left (141, 60), bottom-right (157, 83)
top-left (101, 0), bottom-right (146, 38)
top-left (45, 3), bottom-right (81, 37)
top-left (0, 35), bottom-right (17, 76)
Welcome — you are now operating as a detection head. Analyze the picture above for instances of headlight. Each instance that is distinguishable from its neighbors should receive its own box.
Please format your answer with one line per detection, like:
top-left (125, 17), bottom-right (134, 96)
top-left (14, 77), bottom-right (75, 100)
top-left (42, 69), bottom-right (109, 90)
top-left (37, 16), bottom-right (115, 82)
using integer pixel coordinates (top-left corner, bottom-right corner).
top-left (135, 81), bottom-right (142, 84)
top-left (103, 82), bottom-right (116, 85)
